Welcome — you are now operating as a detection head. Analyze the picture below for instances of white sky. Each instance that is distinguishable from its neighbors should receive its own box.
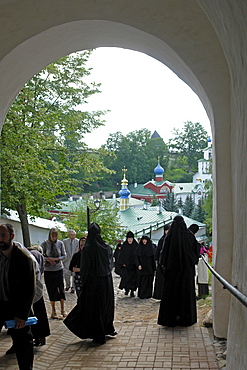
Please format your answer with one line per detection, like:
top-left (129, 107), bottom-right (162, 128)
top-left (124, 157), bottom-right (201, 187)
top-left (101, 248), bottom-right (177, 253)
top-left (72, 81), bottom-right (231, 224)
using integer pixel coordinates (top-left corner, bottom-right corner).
top-left (83, 47), bottom-right (211, 149)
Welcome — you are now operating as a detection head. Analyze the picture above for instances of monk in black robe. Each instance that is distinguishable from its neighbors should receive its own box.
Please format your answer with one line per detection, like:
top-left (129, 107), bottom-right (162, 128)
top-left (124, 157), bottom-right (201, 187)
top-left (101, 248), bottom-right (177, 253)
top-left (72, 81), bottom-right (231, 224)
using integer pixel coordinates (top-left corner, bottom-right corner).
top-left (158, 215), bottom-right (199, 327)
top-left (135, 235), bottom-right (156, 299)
top-left (113, 240), bottom-right (122, 277)
top-left (153, 224), bottom-right (170, 299)
top-left (64, 223), bottom-right (116, 344)
top-left (118, 231), bottom-right (138, 297)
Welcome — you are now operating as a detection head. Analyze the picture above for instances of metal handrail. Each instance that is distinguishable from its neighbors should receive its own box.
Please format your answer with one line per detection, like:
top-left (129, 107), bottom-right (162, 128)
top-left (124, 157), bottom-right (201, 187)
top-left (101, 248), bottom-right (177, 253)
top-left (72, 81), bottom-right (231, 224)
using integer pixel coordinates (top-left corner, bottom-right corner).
top-left (201, 255), bottom-right (247, 308)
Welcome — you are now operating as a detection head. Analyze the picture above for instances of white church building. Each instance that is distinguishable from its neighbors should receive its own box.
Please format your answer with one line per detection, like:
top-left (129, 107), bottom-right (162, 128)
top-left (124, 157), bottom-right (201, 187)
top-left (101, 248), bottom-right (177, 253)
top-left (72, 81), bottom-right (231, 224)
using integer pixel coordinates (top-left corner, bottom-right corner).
top-left (193, 137), bottom-right (212, 184)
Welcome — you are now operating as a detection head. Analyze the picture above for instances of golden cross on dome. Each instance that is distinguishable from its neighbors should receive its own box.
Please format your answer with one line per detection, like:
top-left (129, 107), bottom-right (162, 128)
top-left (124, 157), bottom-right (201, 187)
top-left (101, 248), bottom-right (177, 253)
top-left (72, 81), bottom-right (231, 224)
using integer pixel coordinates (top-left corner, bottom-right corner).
top-left (122, 166), bottom-right (127, 179)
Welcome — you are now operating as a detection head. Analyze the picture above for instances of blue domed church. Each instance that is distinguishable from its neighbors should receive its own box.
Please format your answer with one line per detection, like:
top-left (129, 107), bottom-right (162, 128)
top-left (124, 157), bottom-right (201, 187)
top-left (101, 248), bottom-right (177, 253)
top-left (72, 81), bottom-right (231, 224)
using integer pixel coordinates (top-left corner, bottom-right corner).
top-left (128, 160), bottom-right (174, 203)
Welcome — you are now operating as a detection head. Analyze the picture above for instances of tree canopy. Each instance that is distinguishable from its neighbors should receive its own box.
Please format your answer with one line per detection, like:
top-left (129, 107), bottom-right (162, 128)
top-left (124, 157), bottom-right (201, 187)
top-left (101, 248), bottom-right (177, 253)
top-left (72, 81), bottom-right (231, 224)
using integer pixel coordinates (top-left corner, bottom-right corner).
top-left (0, 51), bottom-right (111, 247)
top-left (190, 198), bottom-right (205, 223)
top-left (89, 121), bottom-right (209, 190)
top-left (183, 195), bottom-right (195, 217)
top-left (87, 128), bottom-right (169, 191)
top-left (162, 192), bottom-right (178, 212)
top-left (63, 198), bottom-right (126, 246)
top-left (168, 121), bottom-right (208, 175)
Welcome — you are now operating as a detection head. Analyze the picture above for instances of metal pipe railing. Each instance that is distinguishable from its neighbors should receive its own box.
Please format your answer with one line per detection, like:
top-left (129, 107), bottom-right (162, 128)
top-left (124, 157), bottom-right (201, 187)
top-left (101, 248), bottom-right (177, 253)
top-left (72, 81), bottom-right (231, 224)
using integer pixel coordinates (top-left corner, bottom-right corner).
top-left (201, 255), bottom-right (247, 308)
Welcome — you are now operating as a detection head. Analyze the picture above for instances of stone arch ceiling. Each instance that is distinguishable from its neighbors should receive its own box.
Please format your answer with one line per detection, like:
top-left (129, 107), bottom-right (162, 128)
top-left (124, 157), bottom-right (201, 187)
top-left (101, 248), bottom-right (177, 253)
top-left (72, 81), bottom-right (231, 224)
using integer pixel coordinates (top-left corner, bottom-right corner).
top-left (0, 0), bottom-right (229, 132)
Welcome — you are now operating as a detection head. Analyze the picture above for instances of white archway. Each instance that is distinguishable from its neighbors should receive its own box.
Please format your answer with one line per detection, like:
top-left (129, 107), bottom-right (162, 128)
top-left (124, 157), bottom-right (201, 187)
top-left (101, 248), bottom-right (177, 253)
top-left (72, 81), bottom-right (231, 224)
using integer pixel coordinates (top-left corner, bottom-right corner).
top-left (0, 15), bottom-right (233, 342)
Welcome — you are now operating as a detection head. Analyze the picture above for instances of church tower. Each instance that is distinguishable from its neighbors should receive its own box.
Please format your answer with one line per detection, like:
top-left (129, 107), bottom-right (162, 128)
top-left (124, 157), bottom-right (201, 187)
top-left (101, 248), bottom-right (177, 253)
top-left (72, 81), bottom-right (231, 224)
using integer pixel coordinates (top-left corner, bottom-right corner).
top-left (118, 167), bottom-right (131, 211)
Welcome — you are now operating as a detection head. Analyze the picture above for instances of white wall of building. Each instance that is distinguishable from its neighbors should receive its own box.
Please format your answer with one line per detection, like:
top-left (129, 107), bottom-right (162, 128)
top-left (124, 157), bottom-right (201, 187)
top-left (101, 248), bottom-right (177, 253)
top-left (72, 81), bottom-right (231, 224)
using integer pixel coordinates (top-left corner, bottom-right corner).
top-left (0, 211), bottom-right (66, 246)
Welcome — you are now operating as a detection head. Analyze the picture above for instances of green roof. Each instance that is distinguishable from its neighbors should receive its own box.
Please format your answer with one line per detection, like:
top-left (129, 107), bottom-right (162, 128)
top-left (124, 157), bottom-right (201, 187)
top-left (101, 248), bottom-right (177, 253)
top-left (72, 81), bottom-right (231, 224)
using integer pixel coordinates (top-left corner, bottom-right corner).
top-left (148, 180), bottom-right (174, 187)
top-left (129, 181), bottom-right (174, 195)
top-left (128, 184), bottom-right (156, 196)
top-left (119, 207), bottom-right (206, 236)
top-left (50, 200), bottom-right (206, 237)
top-left (173, 183), bottom-right (204, 194)
top-left (129, 181), bottom-right (204, 196)
top-left (107, 197), bottom-right (144, 207)
top-left (119, 207), bottom-right (174, 234)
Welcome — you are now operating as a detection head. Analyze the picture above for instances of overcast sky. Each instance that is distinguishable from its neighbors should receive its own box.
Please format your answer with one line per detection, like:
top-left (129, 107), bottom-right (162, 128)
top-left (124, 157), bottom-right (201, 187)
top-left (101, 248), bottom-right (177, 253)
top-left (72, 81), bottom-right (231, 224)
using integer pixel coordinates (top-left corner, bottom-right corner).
top-left (82, 47), bottom-right (211, 149)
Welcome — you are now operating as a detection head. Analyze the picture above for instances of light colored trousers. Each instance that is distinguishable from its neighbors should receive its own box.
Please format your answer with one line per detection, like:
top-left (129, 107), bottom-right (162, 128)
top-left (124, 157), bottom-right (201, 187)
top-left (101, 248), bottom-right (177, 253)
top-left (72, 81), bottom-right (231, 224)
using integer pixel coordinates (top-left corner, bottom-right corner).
top-left (64, 267), bottom-right (75, 289)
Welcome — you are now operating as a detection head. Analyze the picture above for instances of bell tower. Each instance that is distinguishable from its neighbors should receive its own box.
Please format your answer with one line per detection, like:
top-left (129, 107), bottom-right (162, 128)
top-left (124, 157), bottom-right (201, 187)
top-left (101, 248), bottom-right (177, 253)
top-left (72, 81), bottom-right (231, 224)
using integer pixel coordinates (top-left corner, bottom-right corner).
top-left (118, 167), bottom-right (131, 211)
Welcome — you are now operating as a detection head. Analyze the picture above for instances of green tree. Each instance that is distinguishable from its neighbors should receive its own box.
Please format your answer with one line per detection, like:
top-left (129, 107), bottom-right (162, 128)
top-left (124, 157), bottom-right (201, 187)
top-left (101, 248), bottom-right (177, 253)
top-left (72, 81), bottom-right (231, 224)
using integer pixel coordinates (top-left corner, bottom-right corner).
top-left (164, 155), bottom-right (192, 182)
top-left (177, 196), bottom-right (183, 211)
top-left (0, 51), bottom-right (110, 247)
top-left (202, 180), bottom-right (213, 236)
top-left (168, 121), bottom-right (208, 173)
top-left (190, 198), bottom-right (205, 222)
top-left (183, 195), bottom-right (195, 217)
top-left (162, 192), bottom-right (178, 212)
top-left (63, 198), bottom-right (126, 245)
top-left (151, 195), bottom-right (159, 206)
top-left (95, 129), bottom-right (168, 191)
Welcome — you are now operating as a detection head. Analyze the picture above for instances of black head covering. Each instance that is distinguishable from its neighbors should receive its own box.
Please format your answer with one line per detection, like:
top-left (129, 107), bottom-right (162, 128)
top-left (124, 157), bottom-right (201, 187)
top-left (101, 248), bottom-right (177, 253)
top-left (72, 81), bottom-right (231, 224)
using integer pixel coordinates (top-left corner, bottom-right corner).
top-left (188, 224), bottom-right (199, 234)
top-left (78, 237), bottom-right (86, 252)
top-left (118, 231), bottom-right (138, 265)
top-left (126, 231), bottom-right (134, 238)
top-left (160, 215), bottom-right (199, 271)
top-left (81, 222), bottom-right (113, 277)
top-left (135, 235), bottom-right (155, 257)
top-left (164, 224), bottom-right (170, 232)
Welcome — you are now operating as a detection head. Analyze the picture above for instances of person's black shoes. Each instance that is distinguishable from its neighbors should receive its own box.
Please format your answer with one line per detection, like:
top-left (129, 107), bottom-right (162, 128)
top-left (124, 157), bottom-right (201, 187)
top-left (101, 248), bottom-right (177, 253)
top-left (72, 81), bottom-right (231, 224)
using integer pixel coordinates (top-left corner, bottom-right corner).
top-left (40, 337), bottom-right (46, 345)
top-left (6, 345), bottom-right (15, 355)
top-left (34, 337), bottom-right (46, 346)
top-left (108, 331), bottom-right (118, 336)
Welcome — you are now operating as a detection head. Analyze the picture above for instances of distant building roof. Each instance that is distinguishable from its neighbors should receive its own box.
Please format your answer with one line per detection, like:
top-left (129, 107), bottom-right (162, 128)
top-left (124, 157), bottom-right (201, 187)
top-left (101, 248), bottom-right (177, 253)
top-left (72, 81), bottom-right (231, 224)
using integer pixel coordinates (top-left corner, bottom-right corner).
top-left (106, 197), bottom-right (145, 208)
top-left (49, 200), bottom-right (82, 214)
top-left (151, 130), bottom-right (161, 139)
top-left (1, 210), bottom-right (67, 231)
top-left (173, 183), bottom-right (205, 195)
top-left (119, 207), bottom-right (174, 235)
top-left (128, 183), bottom-right (156, 196)
top-left (143, 180), bottom-right (174, 187)
top-left (119, 206), bottom-right (206, 236)
top-left (129, 181), bottom-right (204, 199)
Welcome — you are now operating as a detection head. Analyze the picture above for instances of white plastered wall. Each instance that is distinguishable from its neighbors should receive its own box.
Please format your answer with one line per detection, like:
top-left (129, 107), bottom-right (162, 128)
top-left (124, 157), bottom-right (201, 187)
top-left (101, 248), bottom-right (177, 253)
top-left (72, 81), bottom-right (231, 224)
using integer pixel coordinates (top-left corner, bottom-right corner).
top-left (198, 1), bottom-right (247, 368)
top-left (1, 1), bottom-right (244, 365)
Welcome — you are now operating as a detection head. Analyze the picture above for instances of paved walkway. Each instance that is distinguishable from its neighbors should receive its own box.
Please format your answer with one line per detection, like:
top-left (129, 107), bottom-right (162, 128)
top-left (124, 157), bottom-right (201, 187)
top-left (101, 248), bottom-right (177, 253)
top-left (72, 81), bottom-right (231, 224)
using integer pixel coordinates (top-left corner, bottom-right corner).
top-left (0, 274), bottom-right (219, 370)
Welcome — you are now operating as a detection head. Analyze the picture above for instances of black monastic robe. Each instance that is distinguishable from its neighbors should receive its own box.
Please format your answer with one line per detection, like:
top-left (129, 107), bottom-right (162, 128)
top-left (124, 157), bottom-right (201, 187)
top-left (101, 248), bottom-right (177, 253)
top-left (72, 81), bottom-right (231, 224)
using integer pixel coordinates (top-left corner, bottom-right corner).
top-left (135, 237), bottom-right (156, 299)
top-left (64, 223), bottom-right (115, 343)
top-left (153, 234), bottom-right (165, 299)
top-left (118, 239), bottom-right (138, 292)
top-left (158, 218), bottom-right (199, 327)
